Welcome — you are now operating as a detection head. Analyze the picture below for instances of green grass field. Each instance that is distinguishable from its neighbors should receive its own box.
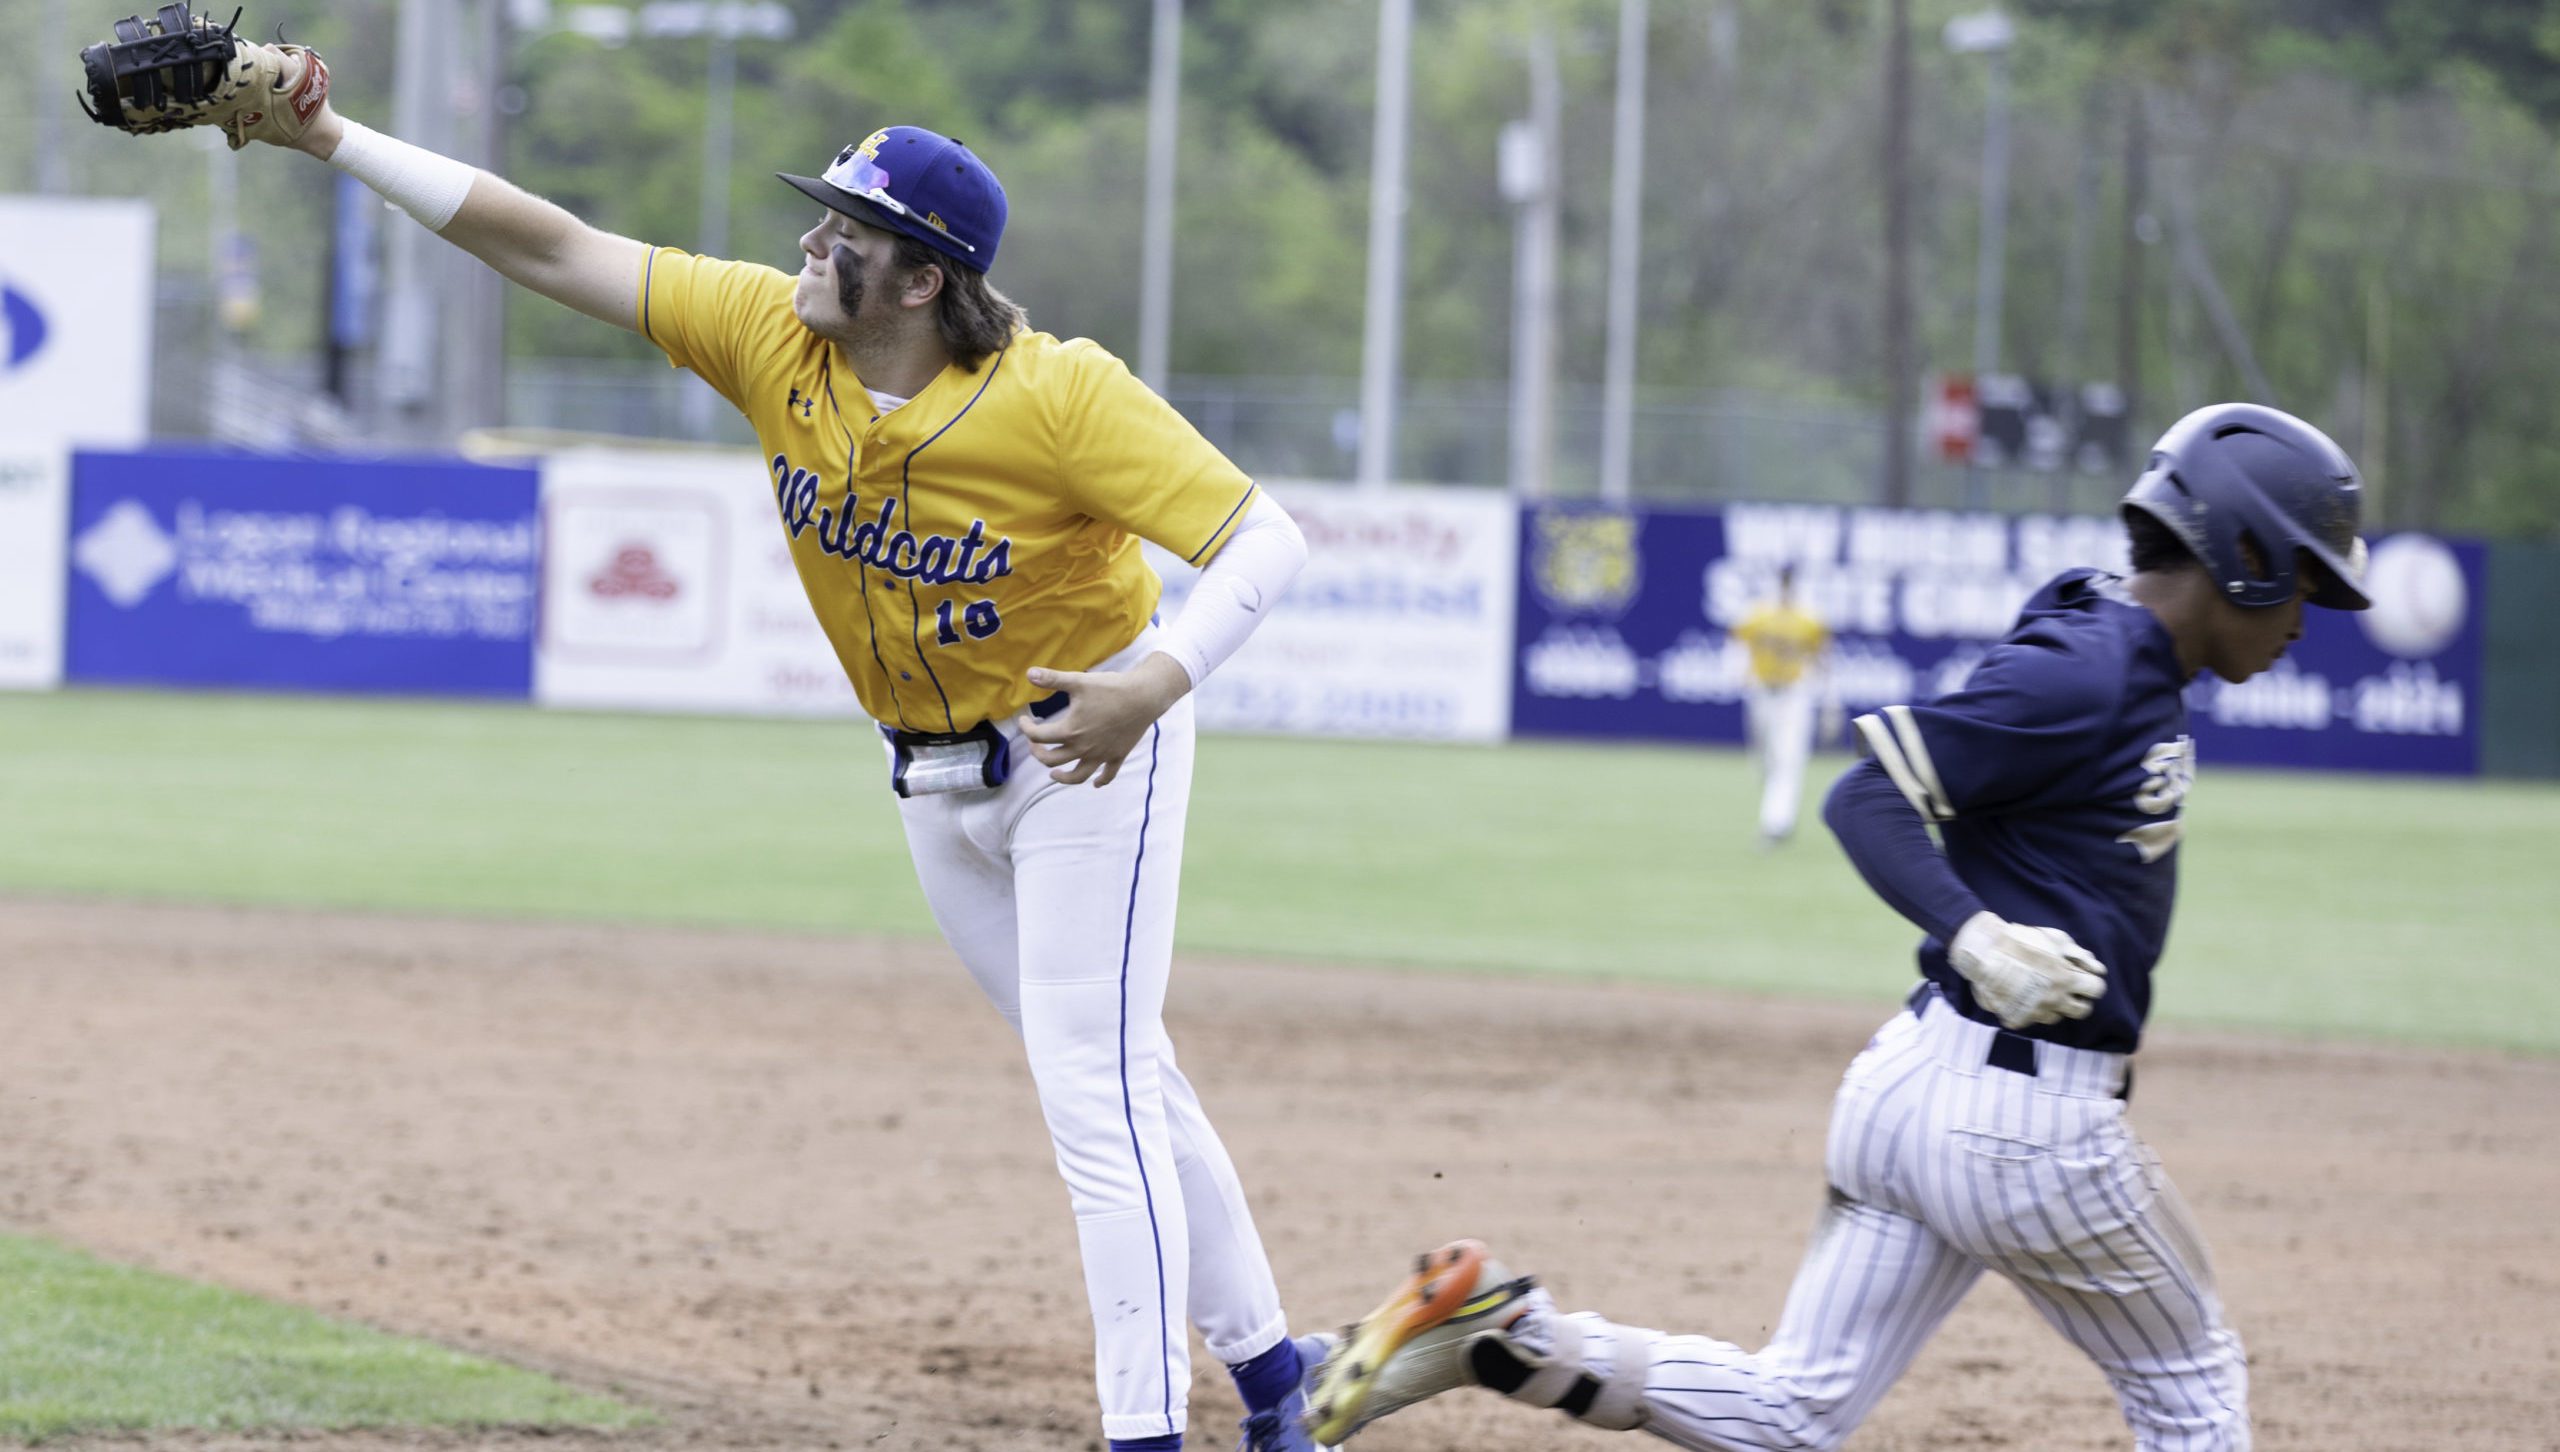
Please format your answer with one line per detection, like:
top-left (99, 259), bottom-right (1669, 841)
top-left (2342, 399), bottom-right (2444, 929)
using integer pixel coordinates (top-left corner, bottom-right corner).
top-left (0, 1235), bottom-right (642, 1440)
top-left (3, 687), bottom-right (2555, 1054)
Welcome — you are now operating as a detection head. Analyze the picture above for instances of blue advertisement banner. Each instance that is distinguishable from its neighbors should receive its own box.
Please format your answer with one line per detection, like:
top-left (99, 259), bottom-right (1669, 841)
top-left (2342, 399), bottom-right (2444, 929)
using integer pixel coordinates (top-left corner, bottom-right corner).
top-left (1512, 503), bottom-right (2486, 775)
top-left (65, 449), bottom-right (541, 697)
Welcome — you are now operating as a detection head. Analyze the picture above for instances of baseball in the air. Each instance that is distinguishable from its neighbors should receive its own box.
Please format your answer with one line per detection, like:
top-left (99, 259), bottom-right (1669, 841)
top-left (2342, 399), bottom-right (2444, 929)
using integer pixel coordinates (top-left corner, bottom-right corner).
top-left (2357, 533), bottom-right (2467, 659)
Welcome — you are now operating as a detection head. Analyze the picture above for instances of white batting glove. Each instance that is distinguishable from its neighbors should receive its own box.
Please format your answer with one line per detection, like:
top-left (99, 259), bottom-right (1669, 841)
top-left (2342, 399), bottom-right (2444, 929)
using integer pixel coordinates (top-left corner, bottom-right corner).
top-left (1946, 911), bottom-right (2108, 1030)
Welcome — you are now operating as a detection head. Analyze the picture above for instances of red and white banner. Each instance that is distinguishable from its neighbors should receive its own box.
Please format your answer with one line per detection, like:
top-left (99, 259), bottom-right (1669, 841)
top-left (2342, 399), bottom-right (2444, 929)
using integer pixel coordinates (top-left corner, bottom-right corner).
top-left (534, 446), bottom-right (858, 717)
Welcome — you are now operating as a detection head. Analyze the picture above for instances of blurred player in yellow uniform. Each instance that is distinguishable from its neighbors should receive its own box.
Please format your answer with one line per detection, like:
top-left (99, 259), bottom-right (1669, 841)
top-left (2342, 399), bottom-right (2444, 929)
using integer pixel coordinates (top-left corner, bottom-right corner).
top-left (199, 58), bottom-right (1331, 1452)
top-left (1732, 565), bottom-right (1834, 845)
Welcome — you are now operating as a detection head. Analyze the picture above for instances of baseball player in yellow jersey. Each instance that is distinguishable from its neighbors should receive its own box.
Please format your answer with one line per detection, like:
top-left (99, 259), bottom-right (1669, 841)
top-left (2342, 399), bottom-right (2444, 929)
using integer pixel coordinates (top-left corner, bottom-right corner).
top-left (204, 52), bottom-right (1329, 1452)
top-left (1732, 565), bottom-right (1834, 846)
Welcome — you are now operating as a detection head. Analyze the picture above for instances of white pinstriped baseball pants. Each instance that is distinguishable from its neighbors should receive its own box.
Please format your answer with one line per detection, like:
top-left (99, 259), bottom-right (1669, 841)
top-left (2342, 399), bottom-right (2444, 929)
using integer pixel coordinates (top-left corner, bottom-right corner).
top-left (1559, 991), bottom-right (2248, 1451)
top-left (893, 641), bottom-right (1288, 1443)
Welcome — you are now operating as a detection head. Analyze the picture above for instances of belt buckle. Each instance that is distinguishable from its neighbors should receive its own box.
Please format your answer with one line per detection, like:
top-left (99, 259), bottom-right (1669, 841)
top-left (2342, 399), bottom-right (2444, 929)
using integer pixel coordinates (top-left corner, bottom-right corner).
top-left (886, 720), bottom-right (1010, 797)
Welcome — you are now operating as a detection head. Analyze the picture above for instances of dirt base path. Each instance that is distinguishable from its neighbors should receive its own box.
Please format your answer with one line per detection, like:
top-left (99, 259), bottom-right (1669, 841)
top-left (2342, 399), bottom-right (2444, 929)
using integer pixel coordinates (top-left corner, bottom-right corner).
top-left (3, 897), bottom-right (2553, 1450)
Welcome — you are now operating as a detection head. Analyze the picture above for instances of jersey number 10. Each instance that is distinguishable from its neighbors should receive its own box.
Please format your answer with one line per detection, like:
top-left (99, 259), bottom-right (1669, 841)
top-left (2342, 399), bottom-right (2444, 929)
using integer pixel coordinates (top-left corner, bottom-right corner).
top-left (935, 599), bottom-right (1002, 645)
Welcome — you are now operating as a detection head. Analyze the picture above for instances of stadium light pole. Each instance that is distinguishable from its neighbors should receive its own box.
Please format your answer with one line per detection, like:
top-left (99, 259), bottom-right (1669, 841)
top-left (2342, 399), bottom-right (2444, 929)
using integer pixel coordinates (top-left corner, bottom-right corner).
top-left (1598, 0), bottom-right (1649, 504)
top-left (380, 0), bottom-right (455, 440)
top-left (38, 0), bottom-right (70, 192)
top-left (1356, 0), bottom-right (1413, 490)
top-left (1946, 8), bottom-right (2015, 507)
top-left (639, 1), bottom-right (796, 441)
top-left (1137, 0), bottom-right (1182, 393)
top-left (1501, 23), bottom-right (1560, 499)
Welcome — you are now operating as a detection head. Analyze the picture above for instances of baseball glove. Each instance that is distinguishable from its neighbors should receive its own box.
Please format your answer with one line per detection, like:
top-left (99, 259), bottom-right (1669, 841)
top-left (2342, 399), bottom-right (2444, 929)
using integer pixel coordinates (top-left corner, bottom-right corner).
top-left (79, 4), bottom-right (331, 152)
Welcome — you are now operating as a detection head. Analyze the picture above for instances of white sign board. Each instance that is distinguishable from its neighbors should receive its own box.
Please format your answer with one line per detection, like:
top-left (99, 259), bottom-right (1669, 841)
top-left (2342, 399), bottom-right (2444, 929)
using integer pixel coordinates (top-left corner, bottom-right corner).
top-left (535, 446), bottom-right (861, 717)
top-left (0, 196), bottom-right (156, 447)
top-left (1151, 481), bottom-right (1519, 742)
top-left (0, 449), bottom-right (67, 689)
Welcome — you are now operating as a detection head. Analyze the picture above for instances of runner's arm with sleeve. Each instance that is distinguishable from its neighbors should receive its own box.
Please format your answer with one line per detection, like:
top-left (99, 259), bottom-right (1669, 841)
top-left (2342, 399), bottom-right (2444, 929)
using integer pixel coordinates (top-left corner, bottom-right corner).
top-left (1822, 762), bottom-right (1986, 940)
top-left (1823, 629), bottom-right (2116, 939)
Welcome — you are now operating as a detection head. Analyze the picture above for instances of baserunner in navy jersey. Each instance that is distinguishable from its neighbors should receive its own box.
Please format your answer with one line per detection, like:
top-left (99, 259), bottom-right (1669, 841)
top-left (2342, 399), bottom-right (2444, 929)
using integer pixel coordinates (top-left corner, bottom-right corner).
top-left (1299, 403), bottom-right (2372, 1452)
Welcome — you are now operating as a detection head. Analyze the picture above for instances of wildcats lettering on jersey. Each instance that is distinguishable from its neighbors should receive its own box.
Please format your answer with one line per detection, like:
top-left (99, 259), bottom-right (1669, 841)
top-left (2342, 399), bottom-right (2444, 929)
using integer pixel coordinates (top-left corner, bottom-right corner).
top-left (640, 247), bottom-right (1258, 729)
top-left (770, 453), bottom-right (1015, 586)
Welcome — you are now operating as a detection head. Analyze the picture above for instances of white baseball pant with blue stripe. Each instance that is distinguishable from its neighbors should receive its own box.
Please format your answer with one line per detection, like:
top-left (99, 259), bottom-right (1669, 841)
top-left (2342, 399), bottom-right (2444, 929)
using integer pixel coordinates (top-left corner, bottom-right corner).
top-left (1553, 989), bottom-right (2247, 1450)
top-left (895, 631), bottom-right (1289, 1441)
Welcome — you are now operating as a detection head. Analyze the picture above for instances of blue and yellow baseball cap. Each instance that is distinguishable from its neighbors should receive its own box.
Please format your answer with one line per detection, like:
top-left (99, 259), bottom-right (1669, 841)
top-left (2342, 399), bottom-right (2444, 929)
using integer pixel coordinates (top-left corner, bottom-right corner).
top-left (778, 126), bottom-right (1008, 272)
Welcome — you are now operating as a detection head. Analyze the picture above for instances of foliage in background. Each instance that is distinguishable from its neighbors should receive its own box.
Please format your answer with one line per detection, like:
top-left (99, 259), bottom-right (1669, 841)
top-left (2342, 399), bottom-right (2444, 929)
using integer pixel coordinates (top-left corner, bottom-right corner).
top-left (5, 0), bottom-right (2558, 534)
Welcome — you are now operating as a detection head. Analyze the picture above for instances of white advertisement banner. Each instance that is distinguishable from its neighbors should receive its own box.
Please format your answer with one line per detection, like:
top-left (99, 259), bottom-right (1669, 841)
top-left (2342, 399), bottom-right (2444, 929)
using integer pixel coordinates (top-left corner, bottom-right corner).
top-left (0, 448), bottom-right (67, 689)
top-left (0, 196), bottom-right (156, 448)
top-left (535, 447), bottom-right (860, 717)
top-left (1151, 481), bottom-right (1518, 742)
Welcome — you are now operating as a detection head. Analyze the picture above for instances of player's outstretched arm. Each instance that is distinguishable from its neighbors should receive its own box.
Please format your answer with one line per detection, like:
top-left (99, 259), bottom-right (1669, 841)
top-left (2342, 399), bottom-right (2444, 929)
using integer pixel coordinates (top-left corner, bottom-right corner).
top-left (289, 104), bottom-right (648, 334)
top-left (79, 13), bottom-right (646, 331)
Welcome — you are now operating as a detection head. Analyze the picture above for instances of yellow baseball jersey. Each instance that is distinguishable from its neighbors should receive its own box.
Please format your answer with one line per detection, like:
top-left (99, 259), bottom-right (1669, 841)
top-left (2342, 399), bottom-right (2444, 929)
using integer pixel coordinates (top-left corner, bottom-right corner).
top-left (636, 249), bottom-right (1258, 732)
top-left (1733, 601), bottom-right (1830, 688)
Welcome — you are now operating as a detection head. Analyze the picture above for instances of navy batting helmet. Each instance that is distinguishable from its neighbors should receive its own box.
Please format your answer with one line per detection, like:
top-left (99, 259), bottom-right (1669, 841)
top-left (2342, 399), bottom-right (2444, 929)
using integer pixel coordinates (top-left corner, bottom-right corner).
top-left (2120, 403), bottom-right (2371, 611)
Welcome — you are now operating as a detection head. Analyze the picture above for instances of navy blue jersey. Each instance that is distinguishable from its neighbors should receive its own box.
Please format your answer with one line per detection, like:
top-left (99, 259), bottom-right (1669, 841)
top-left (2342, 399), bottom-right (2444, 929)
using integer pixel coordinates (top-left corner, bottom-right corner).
top-left (1852, 569), bottom-right (2191, 1053)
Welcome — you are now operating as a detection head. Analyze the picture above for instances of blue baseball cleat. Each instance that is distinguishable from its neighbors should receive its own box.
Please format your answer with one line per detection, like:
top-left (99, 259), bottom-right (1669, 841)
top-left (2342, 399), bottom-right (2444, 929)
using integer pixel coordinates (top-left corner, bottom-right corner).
top-left (1235, 1333), bottom-right (1340, 1451)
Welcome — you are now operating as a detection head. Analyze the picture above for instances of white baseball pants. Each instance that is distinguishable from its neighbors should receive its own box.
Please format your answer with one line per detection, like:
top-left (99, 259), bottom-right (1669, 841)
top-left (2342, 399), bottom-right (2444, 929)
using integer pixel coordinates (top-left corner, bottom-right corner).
top-left (1748, 681), bottom-right (1815, 841)
top-left (1558, 992), bottom-right (2248, 1450)
top-left (892, 634), bottom-right (1288, 1443)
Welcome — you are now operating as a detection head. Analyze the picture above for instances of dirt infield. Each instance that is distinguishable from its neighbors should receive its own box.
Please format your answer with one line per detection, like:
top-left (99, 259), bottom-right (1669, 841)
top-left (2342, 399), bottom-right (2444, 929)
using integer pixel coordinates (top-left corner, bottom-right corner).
top-left (2, 896), bottom-right (2554, 1451)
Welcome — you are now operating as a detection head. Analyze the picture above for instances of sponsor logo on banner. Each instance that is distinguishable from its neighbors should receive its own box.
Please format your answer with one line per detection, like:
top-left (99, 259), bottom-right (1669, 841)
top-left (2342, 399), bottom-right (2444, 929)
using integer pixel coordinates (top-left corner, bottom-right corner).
top-left (0, 198), bottom-right (154, 448)
top-left (64, 450), bottom-right (540, 697)
top-left (2, 283), bottom-right (49, 373)
top-left (535, 448), bottom-right (857, 717)
top-left (71, 499), bottom-right (179, 605)
top-left (591, 543), bottom-right (683, 601)
top-left (1513, 502), bottom-right (2485, 775)
top-left (544, 489), bottom-right (723, 663)
top-left (1529, 510), bottom-right (1642, 616)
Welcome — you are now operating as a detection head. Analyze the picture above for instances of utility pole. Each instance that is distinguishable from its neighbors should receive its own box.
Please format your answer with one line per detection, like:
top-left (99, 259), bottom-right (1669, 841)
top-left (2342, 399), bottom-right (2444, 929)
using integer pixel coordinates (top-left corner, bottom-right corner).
top-left (1501, 23), bottom-right (1560, 498)
top-left (1881, 0), bottom-right (1914, 506)
top-left (1356, 0), bottom-right (1412, 489)
top-left (1598, 0), bottom-right (1648, 503)
top-left (2117, 85), bottom-right (2148, 438)
top-left (1946, 9), bottom-right (2016, 508)
top-left (1137, 0), bottom-right (1182, 392)
top-left (444, 0), bottom-right (508, 440)
top-left (380, 0), bottom-right (452, 444)
top-left (39, 0), bottom-right (71, 192)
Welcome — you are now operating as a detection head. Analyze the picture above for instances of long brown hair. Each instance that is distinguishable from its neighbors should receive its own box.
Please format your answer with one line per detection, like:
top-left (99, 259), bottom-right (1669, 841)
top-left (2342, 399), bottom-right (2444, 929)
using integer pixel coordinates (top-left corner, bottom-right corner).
top-left (892, 235), bottom-right (1026, 372)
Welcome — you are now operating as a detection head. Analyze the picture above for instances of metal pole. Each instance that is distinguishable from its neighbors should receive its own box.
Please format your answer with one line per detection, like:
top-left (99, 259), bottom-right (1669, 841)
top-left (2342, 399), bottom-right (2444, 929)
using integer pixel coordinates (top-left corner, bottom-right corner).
top-left (683, 15), bottom-right (739, 440)
top-left (1505, 24), bottom-right (1560, 499)
top-left (1137, 0), bottom-right (1182, 392)
top-left (1880, 0), bottom-right (1914, 507)
top-left (38, 0), bottom-right (71, 192)
top-left (380, 0), bottom-right (449, 438)
top-left (1960, 39), bottom-right (2012, 507)
top-left (206, 134), bottom-right (238, 438)
top-left (444, 0), bottom-right (508, 438)
top-left (1598, 0), bottom-right (1648, 503)
top-left (1970, 45), bottom-right (2011, 400)
top-left (1356, 0), bottom-right (1412, 489)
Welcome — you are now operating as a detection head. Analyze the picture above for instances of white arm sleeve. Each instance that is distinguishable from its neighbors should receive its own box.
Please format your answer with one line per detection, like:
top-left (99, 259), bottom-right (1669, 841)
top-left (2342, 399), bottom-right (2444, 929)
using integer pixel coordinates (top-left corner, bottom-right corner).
top-left (327, 121), bottom-right (477, 233)
top-left (1154, 491), bottom-right (1307, 688)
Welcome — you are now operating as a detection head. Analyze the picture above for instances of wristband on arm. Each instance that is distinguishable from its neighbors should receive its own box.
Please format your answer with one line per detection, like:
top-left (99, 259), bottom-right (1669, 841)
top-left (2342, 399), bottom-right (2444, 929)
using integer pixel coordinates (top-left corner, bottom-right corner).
top-left (328, 120), bottom-right (476, 233)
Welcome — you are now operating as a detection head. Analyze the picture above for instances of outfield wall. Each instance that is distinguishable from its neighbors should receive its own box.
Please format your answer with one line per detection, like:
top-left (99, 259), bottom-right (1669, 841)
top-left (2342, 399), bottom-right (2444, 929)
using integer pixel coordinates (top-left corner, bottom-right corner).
top-left (2, 445), bottom-right (2525, 777)
top-left (1513, 502), bottom-right (2487, 775)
